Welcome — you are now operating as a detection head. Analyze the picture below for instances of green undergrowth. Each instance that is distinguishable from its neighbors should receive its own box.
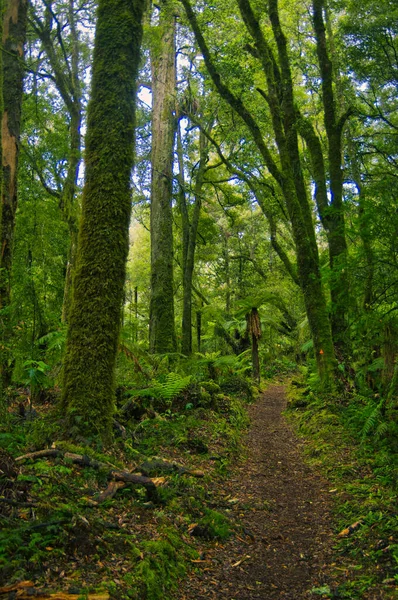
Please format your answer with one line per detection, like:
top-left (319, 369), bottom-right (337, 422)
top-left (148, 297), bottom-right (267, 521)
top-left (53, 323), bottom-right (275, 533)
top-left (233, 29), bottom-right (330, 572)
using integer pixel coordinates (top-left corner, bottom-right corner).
top-left (0, 382), bottom-right (251, 598)
top-left (286, 378), bottom-right (398, 599)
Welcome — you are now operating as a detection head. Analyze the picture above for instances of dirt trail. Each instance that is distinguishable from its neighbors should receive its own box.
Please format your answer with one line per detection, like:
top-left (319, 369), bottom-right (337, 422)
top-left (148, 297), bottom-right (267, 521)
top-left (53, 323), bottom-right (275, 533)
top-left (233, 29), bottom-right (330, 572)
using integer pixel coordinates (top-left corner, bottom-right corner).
top-left (179, 385), bottom-right (334, 599)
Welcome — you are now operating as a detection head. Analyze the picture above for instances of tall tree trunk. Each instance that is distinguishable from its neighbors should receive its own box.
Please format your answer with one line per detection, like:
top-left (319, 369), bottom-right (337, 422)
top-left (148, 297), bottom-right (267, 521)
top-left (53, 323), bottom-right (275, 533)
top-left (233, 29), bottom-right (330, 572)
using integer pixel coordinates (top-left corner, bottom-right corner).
top-left (0, 0), bottom-right (28, 388)
top-left (178, 123), bottom-right (208, 356)
top-left (149, 1), bottom-right (177, 353)
top-left (312, 0), bottom-right (351, 356)
top-left (61, 0), bottom-right (82, 323)
top-left (61, 0), bottom-right (145, 440)
top-left (0, 0), bottom-right (3, 403)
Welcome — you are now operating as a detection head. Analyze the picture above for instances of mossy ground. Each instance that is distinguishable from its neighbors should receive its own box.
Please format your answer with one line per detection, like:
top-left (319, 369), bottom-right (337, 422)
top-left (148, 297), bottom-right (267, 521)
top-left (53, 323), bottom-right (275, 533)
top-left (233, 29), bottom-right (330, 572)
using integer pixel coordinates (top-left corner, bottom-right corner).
top-left (286, 378), bottom-right (398, 599)
top-left (0, 387), bottom-right (250, 599)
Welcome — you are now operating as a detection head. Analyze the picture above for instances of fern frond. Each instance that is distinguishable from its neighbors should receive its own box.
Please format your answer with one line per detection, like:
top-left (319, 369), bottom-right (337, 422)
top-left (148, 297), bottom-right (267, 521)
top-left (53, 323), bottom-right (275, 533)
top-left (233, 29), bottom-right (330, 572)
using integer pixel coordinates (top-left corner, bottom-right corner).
top-left (361, 397), bottom-right (386, 441)
top-left (128, 372), bottom-right (192, 403)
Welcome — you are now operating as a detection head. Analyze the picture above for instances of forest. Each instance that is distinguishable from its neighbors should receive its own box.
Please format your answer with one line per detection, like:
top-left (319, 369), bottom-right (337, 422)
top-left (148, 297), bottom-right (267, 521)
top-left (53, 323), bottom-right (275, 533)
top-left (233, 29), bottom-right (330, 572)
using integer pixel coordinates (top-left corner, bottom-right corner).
top-left (0, 0), bottom-right (397, 598)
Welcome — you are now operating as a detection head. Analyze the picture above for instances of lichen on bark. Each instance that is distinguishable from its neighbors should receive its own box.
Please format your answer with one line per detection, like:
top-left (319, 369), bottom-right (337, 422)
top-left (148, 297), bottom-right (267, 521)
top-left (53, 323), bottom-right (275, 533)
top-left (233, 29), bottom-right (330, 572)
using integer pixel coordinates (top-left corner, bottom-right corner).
top-left (61, 0), bottom-right (145, 440)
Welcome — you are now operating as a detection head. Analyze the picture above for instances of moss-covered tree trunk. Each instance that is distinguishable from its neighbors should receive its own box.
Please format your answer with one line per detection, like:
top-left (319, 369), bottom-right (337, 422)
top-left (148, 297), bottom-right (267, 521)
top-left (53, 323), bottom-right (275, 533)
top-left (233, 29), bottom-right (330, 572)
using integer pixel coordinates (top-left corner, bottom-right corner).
top-left (0, 0), bottom-right (3, 403)
top-left (149, 0), bottom-right (177, 354)
top-left (61, 0), bottom-right (145, 439)
top-left (0, 0), bottom-right (27, 388)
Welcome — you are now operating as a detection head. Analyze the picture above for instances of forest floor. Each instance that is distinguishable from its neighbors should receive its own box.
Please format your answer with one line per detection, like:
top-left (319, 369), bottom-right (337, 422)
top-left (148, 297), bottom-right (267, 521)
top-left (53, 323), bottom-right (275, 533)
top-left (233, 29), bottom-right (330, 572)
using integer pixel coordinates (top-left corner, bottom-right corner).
top-left (178, 384), bottom-right (391, 600)
top-left (1, 383), bottom-right (396, 599)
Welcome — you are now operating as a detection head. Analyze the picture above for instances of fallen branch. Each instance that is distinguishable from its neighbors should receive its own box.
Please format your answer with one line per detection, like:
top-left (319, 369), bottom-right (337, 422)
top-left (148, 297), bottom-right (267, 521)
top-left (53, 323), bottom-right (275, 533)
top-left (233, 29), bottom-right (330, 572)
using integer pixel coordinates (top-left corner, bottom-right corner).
top-left (91, 481), bottom-right (127, 505)
top-left (15, 449), bottom-right (62, 462)
top-left (110, 470), bottom-right (158, 501)
top-left (139, 459), bottom-right (204, 478)
top-left (337, 519), bottom-right (364, 537)
top-left (0, 580), bottom-right (109, 600)
top-left (0, 498), bottom-right (37, 508)
top-left (16, 449), bottom-right (159, 502)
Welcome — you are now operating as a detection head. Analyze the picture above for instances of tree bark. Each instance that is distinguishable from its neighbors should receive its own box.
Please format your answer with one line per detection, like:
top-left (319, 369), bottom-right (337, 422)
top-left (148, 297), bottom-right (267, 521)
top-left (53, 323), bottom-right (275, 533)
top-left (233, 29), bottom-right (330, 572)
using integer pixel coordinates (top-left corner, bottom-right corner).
top-left (149, 1), bottom-right (177, 354)
top-left (61, 0), bottom-right (145, 440)
top-left (0, 0), bottom-right (28, 388)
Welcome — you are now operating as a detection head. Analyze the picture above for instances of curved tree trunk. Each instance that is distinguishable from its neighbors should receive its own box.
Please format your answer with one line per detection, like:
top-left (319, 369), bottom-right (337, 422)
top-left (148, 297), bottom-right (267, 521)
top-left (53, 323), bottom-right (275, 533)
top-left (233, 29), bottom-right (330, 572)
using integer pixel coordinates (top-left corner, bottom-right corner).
top-left (61, 0), bottom-right (145, 440)
top-left (149, 1), bottom-right (177, 353)
top-left (0, 0), bottom-right (28, 388)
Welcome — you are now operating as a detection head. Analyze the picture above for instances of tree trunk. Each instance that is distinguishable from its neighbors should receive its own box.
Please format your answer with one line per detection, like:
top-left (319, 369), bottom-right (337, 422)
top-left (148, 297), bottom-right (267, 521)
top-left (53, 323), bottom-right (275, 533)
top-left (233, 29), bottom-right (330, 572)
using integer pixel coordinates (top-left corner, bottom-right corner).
top-left (196, 310), bottom-right (202, 353)
top-left (179, 127), bottom-right (208, 355)
top-left (0, 0), bottom-right (28, 388)
top-left (30, 0), bottom-right (83, 325)
top-left (149, 1), bottom-right (177, 354)
top-left (61, 0), bottom-right (82, 323)
top-left (312, 0), bottom-right (351, 356)
top-left (61, 0), bottom-right (145, 440)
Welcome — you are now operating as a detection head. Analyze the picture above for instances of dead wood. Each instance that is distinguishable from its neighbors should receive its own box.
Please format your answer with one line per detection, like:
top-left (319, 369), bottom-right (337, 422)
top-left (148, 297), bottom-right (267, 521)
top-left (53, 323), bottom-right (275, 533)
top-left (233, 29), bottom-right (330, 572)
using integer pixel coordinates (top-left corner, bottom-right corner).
top-left (0, 498), bottom-right (37, 508)
top-left (15, 449), bottom-right (62, 462)
top-left (110, 470), bottom-right (158, 501)
top-left (90, 481), bottom-right (127, 505)
top-left (15, 449), bottom-right (158, 502)
top-left (0, 580), bottom-right (109, 599)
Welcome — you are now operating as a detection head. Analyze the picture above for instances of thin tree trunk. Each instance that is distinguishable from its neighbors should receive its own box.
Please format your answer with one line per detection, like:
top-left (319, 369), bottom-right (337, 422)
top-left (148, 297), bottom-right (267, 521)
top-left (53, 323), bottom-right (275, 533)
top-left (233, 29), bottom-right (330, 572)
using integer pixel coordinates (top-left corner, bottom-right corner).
top-left (196, 310), bottom-right (202, 353)
top-left (30, 0), bottom-right (83, 325)
top-left (149, 1), bottom-right (177, 353)
top-left (61, 0), bottom-right (82, 323)
top-left (0, 0), bottom-right (28, 388)
top-left (61, 0), bottom-right (145, 440)
top-left (180, 128), bottom-right (207, 355)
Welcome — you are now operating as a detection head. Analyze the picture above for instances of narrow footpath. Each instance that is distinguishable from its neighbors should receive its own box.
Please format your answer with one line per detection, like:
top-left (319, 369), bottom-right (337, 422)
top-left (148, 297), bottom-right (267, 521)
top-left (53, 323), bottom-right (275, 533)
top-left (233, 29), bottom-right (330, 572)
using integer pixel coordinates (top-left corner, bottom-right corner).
top-left (179, 385), bottom-right (334, 599)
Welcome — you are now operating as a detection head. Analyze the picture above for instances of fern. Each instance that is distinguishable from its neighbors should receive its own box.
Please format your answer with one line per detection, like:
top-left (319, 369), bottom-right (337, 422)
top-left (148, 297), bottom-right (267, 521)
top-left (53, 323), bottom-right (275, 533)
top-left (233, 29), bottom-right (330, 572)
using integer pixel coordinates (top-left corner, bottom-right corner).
top-left (367, 357), bottom-right (385, 372)
top-left (361, 397), bottom-right (386, 441)
top-left (128, 372), bottom-right (192, 402)
top-left (301, 339), bottom-right (313, 353)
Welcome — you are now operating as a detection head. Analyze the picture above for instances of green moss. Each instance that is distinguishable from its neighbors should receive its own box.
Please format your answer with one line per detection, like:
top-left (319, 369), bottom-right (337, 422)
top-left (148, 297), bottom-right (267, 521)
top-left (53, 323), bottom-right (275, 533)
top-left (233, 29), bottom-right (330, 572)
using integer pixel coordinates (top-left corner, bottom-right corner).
top-left (123, 529), bottom-right (197, 600)
top-left (61, 0), bottom-right (145, 440)
top-left (201, 381), bottom-right (221, 395)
